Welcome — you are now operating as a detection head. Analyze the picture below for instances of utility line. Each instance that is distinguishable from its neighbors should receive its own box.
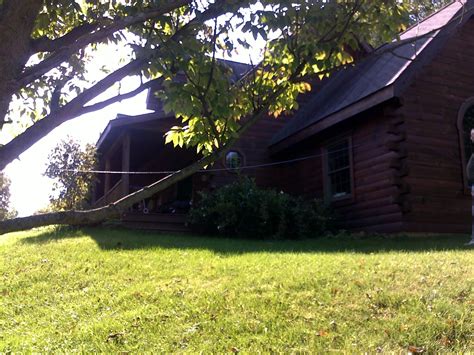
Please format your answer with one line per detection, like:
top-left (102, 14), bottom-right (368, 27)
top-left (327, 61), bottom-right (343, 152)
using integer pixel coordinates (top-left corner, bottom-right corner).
top-left (62, 142), bottom-right (373, 175)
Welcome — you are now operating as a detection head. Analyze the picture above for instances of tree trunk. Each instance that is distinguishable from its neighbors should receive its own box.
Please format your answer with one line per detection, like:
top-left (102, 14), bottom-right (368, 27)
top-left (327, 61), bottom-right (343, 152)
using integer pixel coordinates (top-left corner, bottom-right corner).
top-left (0, 0), bottom-right (41, 129)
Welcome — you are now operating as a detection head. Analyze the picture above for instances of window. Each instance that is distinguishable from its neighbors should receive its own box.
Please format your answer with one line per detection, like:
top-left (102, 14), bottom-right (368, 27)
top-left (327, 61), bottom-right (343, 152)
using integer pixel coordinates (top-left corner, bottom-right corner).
top-left (225, 151), bottom-right (244, 170)
top-left (324, 138), bottom-right (353, 201)
top-left (457, 100), bottom-right (474, 190)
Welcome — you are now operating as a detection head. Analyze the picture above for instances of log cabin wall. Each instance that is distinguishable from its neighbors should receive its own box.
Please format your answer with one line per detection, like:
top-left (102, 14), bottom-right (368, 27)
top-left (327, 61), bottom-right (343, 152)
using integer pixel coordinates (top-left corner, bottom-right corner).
top-left (272, 106), bottom-right (406, 233)
top-left (398, 18), bottom-right (474, 234)
top-left (207, 114), bottom-right (292, 190)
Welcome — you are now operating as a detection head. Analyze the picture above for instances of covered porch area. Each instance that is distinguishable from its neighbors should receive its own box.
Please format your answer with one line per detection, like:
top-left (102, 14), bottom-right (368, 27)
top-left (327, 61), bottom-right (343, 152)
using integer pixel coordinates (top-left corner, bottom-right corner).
top-left (93, 114), bottom-right (213, 220)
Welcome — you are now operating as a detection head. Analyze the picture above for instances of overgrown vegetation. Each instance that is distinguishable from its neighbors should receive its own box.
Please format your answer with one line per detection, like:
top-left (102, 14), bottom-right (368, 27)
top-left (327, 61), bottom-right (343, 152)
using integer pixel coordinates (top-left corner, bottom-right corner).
top-left (188, 178), bottom-right (335, 239)
top-left (0, 228), bottom-right (472, 352)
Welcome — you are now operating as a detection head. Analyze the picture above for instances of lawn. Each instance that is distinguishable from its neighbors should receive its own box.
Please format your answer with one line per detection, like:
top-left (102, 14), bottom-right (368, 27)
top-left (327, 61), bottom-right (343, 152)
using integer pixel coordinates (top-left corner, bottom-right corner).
top-left (0, 227), bottom-right (473, 352)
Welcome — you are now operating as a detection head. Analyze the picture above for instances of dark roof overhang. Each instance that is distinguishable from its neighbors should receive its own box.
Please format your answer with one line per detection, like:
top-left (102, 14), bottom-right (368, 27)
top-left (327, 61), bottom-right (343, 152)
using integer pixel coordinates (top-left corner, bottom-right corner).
top-left (269, 85), bottom-right (395, 153)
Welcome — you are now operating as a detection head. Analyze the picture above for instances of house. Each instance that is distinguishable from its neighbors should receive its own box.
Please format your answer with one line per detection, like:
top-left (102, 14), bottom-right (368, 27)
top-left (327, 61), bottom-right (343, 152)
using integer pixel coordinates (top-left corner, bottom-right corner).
top-left (93, 1), bottom-right (474, 233)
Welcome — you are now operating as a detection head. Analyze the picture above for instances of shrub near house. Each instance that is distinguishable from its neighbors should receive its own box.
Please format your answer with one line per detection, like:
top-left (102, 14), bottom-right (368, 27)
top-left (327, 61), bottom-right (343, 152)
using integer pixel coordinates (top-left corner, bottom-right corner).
top-left (188, 178), bottom-right (335, 239)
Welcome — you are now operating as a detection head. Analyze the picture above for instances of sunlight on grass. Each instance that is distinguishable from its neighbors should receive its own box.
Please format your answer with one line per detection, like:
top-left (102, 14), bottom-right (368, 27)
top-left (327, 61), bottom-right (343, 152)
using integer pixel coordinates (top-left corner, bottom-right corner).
top-left (0, 227), bottom-right (472, 352)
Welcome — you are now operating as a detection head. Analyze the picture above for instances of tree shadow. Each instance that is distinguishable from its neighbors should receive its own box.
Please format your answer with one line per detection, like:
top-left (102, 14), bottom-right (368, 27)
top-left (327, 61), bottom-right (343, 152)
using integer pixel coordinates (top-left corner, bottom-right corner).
top-left (20, 226), bottom-right (474, 254)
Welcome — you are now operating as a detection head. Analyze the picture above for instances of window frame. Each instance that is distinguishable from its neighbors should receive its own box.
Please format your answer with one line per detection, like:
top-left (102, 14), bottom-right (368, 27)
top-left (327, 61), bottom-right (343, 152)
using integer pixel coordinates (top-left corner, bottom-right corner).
top-left (456, 97), bottom-right (474, 194)
top-left (322, 136), bottom-right (355, 203)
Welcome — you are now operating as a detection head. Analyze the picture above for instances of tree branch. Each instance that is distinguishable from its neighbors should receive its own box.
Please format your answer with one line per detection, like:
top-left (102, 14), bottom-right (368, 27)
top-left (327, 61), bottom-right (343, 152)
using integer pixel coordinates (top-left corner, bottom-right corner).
top-left (31, 23), bottom-right (99, 53)
top-left (81, 80), bottom-right (153, 115)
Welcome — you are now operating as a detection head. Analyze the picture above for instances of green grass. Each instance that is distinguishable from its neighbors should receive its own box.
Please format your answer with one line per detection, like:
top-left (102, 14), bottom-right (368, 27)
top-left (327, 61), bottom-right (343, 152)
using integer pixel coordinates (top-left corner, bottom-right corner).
top-left (0, 227), bottom-right (473, 352)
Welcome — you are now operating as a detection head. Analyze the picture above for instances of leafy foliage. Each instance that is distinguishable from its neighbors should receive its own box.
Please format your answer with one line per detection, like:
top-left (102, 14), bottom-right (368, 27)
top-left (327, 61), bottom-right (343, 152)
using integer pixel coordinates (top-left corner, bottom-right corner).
top-left (158, 0), bottom-right (414, 156)
top-left (407, 0), bottom-right (452, 22)
top-left (188, 177), bottom-right (335, 239)
top-left (44, 138), bottom-right (97, 211)
top-left (0, 173), bottom-right (17, 220)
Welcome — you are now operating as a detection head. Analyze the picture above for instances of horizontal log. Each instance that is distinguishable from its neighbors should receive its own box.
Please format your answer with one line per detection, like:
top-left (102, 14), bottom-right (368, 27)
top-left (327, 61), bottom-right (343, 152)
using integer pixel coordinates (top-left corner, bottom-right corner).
top-left (350, 186), bottom-right (400, 204)
top-left (408, 165), bottom-right (462, 181)
top-left (405, 177), bottom-right (464, 191)
top-left (405, 122), bottom-right (458, 136)
top-left (349, 222), bottom-right (403, 233)
top-left (401, 221), bottom-right (469, 234)
top-left (355, 177), bottom-right (402, 195)
top-left (387, 131), bottom-right (406, 143)
top-left (408, 196), bottom-right (469, 208)
top-left (406, 153), bottom-right (460, 168)
top-left (405, 209), bottom-right (470, 222)
top-left (385, 141), bottom-right (407, 156)
top-left (342, 212), bottom-right (402, 229)
top-left (336, 196), bottom-right (400, 213)
top-left (354, 167), bottom-right (401, 186)
top-left (338, 205), bottom-right (401, 221)
top-left (353, 146), bottom-right (392, 163)
top-left (406, 135), bottom-right (459, 150)
top-left (385, 121), bottom-right (406, 134)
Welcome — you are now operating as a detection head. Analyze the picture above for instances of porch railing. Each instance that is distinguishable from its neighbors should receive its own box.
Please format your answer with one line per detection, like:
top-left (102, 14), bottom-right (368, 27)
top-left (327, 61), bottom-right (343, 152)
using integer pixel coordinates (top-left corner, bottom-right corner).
top-left (94, 179), bottom-right (123, 207)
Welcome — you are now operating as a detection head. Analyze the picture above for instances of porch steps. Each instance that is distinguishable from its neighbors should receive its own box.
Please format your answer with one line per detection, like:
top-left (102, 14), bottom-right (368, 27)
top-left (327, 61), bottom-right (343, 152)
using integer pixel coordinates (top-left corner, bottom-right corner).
top-left (121, 213), bottom-right (190, 233)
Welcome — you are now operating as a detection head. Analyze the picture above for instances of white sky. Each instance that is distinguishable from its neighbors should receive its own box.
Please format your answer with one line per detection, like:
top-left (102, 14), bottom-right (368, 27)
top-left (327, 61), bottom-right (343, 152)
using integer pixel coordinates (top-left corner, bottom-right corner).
top-left (3, 34), bottom-right (264, 216)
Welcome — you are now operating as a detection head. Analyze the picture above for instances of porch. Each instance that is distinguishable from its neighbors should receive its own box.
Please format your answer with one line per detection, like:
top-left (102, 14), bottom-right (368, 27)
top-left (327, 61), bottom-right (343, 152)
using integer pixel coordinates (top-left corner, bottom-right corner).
top-left (93, 115), bottom-right (214, 228)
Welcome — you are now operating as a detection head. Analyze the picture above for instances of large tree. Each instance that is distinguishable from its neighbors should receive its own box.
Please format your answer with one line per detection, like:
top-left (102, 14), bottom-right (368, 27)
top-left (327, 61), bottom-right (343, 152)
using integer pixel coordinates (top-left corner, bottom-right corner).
top-left (0, 0), bottom-right (455, 233)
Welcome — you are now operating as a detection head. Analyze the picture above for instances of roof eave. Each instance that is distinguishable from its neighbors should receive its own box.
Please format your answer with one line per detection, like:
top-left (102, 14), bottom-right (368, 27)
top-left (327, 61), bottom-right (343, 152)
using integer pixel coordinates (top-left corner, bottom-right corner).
top-left (269, 85), bottom-right (395, 154)
top-left (96, 112), bottom-right (173, 150)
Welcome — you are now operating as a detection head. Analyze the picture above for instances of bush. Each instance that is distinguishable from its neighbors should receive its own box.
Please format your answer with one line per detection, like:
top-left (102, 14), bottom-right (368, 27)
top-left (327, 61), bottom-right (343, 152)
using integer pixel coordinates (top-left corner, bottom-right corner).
top-left (188, 177), bottom-right (335, 239)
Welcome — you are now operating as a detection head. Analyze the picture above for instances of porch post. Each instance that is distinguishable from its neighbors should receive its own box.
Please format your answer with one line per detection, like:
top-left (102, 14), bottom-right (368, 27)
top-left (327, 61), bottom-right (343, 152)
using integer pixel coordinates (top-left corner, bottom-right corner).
top-left (104, 157), bottom-right (111, 196)
top-left (122, 132), bottom-right (131, 196)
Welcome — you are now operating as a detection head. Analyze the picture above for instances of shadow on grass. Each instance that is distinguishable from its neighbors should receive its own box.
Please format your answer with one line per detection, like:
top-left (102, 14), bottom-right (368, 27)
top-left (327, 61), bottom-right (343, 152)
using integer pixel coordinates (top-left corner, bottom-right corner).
top-left (20, 226), bottom-right (474, 254)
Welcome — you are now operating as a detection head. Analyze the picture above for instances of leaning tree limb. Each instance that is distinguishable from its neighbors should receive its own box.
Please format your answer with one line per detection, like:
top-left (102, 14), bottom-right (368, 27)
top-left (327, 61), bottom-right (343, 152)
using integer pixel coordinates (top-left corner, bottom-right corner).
top-left (0, 100), bottom-right (270, 234)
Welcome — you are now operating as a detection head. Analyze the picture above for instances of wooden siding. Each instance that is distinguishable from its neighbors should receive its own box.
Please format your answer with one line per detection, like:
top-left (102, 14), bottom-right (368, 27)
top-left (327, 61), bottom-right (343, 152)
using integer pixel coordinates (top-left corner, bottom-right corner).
top-left (398, 17), bottom-right (474, 233)
top-left (272, 105), bottom-right (405, 233)
top-left (205, 114), bottom-right (292, 190)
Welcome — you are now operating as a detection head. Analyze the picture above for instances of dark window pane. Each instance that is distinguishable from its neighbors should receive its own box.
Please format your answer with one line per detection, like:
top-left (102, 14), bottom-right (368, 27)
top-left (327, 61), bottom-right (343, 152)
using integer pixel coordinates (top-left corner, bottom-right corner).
top-left (326, 139), bottom-right (351, 199)
top-left (327, 140), bottom-right (349, 172)
top-left (329, 169), bottom-right (351, 198)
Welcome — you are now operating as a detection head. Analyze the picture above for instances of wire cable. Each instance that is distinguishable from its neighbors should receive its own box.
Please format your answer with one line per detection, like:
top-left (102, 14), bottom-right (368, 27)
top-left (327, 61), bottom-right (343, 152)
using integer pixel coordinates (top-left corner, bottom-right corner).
top-left (62, 142), bottom-right (372, 175)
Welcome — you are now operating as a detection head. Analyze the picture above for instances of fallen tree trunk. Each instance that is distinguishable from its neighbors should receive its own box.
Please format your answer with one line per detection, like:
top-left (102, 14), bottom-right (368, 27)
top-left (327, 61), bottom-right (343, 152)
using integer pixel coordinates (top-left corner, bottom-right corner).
top-left (0, 150), bottom-right (218, 234)
top-left (0, 108), bottom-right (266, 234)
